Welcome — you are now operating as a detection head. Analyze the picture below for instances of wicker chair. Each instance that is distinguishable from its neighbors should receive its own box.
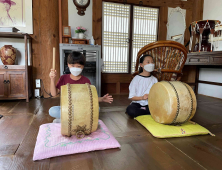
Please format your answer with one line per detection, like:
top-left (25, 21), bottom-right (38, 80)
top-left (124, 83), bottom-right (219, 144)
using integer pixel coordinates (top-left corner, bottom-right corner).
top-left (133, 40), bottom-right (188, 81)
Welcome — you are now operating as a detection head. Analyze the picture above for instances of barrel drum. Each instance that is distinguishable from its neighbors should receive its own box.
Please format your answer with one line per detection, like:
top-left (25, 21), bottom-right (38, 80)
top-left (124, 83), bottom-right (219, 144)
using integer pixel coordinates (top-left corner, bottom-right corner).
top-left (149, 81), bottom-right (197, 125)
top-left (61, 83), bottom-right (99, 138)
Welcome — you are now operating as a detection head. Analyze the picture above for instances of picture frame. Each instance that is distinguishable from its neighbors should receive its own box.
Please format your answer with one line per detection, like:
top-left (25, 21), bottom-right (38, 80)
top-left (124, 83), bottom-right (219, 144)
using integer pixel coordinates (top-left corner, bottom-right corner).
top-left (0, 0), bottom-right (33, 34)
top-left (62, 26), bottom-right (71, 37)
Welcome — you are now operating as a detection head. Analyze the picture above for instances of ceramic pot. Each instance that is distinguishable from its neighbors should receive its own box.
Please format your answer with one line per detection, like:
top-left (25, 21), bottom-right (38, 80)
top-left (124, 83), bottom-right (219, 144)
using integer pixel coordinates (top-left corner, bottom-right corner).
top-left (79, 33), bottom-right (84, 39)
top-left (0, 45), bottom-right (17, 65)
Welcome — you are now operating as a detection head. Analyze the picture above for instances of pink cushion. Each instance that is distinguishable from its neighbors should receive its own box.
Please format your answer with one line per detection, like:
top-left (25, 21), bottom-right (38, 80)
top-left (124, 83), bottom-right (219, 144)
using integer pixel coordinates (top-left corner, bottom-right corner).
top-left (33, 120), bottom-right (120, 161)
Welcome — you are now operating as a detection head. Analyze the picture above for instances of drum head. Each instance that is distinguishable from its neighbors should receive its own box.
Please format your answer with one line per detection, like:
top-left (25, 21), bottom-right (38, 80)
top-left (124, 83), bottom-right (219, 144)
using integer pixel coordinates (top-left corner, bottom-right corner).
top-left (149, 82), bottom-right (175, 124)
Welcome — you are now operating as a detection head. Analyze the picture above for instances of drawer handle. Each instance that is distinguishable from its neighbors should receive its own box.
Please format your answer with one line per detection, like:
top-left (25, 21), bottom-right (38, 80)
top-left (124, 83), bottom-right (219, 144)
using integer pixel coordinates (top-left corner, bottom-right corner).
top-left (4, 66), bottom-right (8, 69)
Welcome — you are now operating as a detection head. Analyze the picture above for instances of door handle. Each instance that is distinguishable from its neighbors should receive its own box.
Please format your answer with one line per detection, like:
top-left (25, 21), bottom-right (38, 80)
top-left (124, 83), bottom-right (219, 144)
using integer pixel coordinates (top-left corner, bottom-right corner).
top-left (6, 80), bottom-right (10, 84)
top-left (3, 80), bottom-right (7, 84)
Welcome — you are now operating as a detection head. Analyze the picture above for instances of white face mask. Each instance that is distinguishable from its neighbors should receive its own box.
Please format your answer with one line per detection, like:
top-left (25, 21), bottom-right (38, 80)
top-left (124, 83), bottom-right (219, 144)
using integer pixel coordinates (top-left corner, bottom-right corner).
top-left (69, 67), bottom-right (82, 76)
top-left (144, 63), bottom-right (155, 72)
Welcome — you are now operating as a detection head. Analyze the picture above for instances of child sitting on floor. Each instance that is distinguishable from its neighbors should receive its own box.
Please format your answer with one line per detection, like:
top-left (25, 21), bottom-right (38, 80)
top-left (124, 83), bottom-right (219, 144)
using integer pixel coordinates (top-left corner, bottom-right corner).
top-left (49, 51), bottom-right (113, 123)
top-left (126, 54), bottom-right (158, 118)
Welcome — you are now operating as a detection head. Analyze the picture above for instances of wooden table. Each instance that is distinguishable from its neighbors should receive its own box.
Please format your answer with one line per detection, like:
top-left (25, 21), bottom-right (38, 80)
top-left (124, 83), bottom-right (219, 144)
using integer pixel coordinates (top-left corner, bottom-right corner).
top-left (182, 51), bottom-right (222, 94)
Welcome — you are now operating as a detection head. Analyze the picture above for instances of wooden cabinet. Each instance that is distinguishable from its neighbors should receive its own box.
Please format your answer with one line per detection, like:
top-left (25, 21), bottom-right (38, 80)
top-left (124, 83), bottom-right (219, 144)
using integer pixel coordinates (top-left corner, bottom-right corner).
top-left (7, 71), bottom-right (26, 98)
top-left (182, 51), bottom-right (222, 94)
top-left (0, 66), bottom-right (30, 100)
top-left (0, 32), bottom-right (32, 102)
top-left (0, 71), bottom-right (7, 98)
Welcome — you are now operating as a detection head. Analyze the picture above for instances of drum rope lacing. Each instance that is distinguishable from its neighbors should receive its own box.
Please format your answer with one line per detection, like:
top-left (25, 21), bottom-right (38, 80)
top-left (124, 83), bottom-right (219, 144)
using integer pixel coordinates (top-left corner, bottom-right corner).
top-left (167, 81), bottom-right (180, 125)
top-left (67, 83), bottom-right (94, 139)
top-left (167, 81), bottom-right (194, 125)
top-left (181, 83), bottom-right (193, 124)
top-left (86, 83), bottom-right (94, 135)
top-left (67, 83), bottom-right (73, 137)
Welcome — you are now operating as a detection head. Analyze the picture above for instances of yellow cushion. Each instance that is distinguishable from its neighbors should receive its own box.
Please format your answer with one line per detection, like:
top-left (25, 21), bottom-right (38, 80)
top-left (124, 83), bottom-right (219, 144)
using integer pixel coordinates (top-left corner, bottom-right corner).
top-left (135, 115), bottom-right (214, 138)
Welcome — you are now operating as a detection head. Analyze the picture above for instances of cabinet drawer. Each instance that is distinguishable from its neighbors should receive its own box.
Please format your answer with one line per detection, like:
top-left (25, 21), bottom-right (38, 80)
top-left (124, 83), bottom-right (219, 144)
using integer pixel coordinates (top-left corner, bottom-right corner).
top-left (0, 65), bottom-right (25, 70)
top-left (186, 57), bottom-right (210, 64)
top-left (211, 56), bottom-right (222, 64)
top-left (73, 40), bottom-right (85, 44)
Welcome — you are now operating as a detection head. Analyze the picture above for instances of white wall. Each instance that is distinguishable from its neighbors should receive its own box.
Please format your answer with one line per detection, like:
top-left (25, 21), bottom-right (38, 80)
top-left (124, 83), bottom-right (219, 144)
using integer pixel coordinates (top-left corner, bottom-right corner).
top-left (198, 0), bottom-right (222, 99)
top-left (0, 38), bottom-right (31, 65)
top-left (68, 0), bottom-right (92, 39)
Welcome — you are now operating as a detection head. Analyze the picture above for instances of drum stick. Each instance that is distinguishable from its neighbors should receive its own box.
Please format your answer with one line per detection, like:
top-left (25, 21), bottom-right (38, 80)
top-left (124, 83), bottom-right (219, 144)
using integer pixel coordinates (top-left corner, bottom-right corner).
top-left (53, 47), bottom-right (55, 70)
top-left (189, 120), bottom-right (196, 125)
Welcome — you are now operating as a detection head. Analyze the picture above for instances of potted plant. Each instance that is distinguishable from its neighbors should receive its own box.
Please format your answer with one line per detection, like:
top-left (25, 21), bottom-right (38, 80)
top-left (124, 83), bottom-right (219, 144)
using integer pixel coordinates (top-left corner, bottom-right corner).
top-left (75, 26), bottom-right (87, 39)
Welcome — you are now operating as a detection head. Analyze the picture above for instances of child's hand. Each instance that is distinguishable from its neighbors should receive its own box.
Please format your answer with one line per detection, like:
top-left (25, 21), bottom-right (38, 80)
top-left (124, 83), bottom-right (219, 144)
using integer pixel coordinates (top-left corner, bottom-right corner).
top-left (101, 93), bottom-right (113, 103)
top-left (142, 94), bottom-right (148, 100)
top-left (49, 69), bottom-right (57, 80)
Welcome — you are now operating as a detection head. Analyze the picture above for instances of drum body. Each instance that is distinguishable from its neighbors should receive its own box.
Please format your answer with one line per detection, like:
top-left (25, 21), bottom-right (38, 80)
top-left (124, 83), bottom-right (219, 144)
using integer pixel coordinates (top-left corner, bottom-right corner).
top-left (149, 81), bottom-right (197, 125)
top-left (61, 83), bottom-right (99, 137)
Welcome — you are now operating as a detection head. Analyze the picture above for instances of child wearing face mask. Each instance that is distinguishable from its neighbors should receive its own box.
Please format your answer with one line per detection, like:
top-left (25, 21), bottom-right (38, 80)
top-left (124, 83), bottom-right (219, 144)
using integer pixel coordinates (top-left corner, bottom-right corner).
top-left (49, 51), bottom-right (113, 123)
top-left (126, 54), bottom-right (158, 118)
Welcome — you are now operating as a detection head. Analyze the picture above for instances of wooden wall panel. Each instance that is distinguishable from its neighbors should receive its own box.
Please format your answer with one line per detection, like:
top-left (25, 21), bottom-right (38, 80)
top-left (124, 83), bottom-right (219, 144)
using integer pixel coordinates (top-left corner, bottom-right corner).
top-left (93, 0), bottom-right (102, 46)
top-left (101, 73), bottom-right (132, 83)
top-left (192, 0), bottom-right (204, 21)
top-left (180, 65), bottom-right (196, 83)
top-left (62, 0), bottom-right (69, 26)
top-left (31, 0), bottom-right (42, 95)
top-left (120, 83), bottom-right (130, 94)
top-left (184, 9), bottom-right (193, 50)
top-left (158, 6), bottom-right (168, 41)
top-left (31, 0), bottom-right (60, 97)
top-left (101, 83), bottom-right (116, 95)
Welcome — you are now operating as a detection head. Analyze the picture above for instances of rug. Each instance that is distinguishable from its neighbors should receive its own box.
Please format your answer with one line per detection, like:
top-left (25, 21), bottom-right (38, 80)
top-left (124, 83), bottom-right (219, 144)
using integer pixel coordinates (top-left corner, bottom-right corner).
top-left (135, 115), bottom-right (214, 138)
top-left (33, 120), bottom-right (120, 161)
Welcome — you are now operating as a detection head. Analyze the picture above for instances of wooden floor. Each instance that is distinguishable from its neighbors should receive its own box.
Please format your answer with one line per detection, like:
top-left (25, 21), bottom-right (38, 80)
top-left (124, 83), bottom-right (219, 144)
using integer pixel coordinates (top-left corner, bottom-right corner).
top-left (0, 95), bottom-right (222, 170)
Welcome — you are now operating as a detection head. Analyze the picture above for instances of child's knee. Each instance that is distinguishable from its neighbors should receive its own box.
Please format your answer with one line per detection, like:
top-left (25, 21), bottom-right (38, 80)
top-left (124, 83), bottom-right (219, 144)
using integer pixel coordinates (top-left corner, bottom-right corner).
top-left (49, 107), bottom-right (55, 117)
top-left (49, 106), bottom-right (61, 119)
top-left (126, 105), bottom-right (136, 117)
top-left (49, 106), bottom-right (59, 117)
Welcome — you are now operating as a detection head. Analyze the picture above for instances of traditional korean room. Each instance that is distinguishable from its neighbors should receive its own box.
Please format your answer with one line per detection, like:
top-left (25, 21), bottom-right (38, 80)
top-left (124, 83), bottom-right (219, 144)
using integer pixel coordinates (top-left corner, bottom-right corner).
top-left (1, 0), bottom-right (222, 169)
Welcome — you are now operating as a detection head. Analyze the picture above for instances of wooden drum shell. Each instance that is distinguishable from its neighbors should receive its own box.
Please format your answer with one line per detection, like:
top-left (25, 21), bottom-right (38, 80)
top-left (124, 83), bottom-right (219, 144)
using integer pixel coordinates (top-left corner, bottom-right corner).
top-left (149, 81), bottom-right (197, 124)
top-left (61, 84), bottom-right (99, 136)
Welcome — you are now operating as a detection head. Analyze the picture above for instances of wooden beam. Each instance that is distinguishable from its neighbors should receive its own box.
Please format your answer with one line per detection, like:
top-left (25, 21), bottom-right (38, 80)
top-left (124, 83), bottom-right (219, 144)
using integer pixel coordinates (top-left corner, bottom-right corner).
top-left (102, 73), bottom-right (132, 83)
top-left (59, 0), bottom-right (62, 43)
top-left (93, 0), bottom-right (102, 45)
top-left (102, 0), bottom-right (193, 9)
top-left (158, 6), bottom-right (168, 41)
top-left (198, 80), bottom-right (222, 86)
top-left (62, 0), bottom-right (69, 26)
top-left (24, 35), bottom-right (29, 102)
top-left (184, 9), bottom-right (193, 48)
top-left (192, 0), bottom-right (204, 21)
top-left (38, 0), bottom-right (60, 97)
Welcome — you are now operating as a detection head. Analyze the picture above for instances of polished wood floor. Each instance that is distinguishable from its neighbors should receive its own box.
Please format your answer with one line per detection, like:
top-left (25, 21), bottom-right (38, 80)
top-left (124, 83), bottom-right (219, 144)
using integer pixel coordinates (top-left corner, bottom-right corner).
top-left (0, 94), bottom-right (222, 170)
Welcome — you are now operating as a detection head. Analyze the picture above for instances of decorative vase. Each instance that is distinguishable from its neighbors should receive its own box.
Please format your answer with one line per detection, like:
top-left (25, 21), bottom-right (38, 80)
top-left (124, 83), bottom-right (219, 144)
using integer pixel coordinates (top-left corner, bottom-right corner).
top-left (79, 33), bottom-right (84, 39)
top-left (0, 45), bottom-right (17, 65)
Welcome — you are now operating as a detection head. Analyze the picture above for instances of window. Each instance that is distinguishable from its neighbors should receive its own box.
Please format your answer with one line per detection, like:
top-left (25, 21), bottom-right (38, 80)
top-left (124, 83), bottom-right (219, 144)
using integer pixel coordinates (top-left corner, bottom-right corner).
top-left (102, 2), bottom-right (159, 73)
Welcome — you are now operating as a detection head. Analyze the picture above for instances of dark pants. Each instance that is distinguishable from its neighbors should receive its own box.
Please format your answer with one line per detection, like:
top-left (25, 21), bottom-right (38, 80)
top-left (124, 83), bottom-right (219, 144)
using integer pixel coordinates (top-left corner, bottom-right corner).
top-left (126, 103), bottom-right (151, 118)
